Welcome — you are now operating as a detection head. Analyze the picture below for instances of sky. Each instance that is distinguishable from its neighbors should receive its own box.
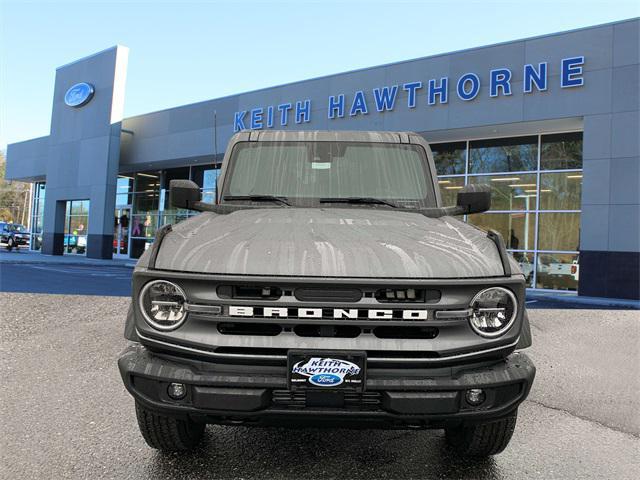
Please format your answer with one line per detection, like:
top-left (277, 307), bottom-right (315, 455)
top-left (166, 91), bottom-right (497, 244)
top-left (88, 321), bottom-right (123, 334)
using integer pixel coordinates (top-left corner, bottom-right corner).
top-left (1, 0), bottom-right (638, 150)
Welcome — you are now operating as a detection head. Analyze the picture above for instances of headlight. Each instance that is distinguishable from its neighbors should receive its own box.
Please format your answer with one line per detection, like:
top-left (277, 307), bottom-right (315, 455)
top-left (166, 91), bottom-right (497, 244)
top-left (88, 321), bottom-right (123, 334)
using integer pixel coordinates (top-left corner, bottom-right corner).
top-left (469, 287), bottom-right (517, 338)
top-left (139, 280), bottom-right (188, 330)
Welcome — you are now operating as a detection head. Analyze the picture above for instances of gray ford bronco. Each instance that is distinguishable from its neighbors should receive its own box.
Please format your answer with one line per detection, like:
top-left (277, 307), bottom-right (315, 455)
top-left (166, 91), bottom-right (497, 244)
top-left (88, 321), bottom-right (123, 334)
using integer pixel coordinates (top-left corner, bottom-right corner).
top-left (118, 130), bottom-right (535, 457)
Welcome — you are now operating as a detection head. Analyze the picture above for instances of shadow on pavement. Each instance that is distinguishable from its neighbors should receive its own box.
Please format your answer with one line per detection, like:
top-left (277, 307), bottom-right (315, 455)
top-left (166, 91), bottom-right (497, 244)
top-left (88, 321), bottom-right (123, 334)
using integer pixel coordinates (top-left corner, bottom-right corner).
top-left (142, 426), bottom-right (501, 480)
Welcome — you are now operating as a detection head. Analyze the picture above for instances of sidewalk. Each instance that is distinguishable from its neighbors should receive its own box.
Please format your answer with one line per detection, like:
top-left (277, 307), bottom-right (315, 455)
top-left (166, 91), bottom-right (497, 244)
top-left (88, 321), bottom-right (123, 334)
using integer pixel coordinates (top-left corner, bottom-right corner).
top-left (0, 248), bottom-right (137, 268)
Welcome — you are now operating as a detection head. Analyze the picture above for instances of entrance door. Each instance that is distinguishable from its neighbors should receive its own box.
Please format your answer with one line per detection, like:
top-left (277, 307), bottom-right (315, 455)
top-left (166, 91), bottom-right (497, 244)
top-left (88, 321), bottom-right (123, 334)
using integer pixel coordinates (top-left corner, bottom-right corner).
top-left (113, 207), bottom-right (131, 257)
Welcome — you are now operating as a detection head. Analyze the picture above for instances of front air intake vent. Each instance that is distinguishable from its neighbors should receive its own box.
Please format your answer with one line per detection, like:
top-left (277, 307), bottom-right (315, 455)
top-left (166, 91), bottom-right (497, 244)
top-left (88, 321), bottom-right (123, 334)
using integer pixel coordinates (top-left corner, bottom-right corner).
top-left (294, 287), bottom-right (362, 303)
top-left (217, 285), bottom-right (282, 300)
top-left (373, 326), bottom-right (438, 339)
top-left (375, 288), bottom-right (441, 303)
top-left (217, 322), bottom-right (282, 336)
top-left (293, 324), bottom-right (361, 338)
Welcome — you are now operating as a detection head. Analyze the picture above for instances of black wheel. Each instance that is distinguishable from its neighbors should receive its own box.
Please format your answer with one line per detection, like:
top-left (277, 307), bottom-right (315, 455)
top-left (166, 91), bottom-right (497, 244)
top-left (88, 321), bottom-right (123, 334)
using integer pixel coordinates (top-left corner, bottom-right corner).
top-left (135, 401), bottom-right (205, 451)
top-left (445, 410), bottom-right (518, 457)
top-left (6, 238), bottom-right (14, 251)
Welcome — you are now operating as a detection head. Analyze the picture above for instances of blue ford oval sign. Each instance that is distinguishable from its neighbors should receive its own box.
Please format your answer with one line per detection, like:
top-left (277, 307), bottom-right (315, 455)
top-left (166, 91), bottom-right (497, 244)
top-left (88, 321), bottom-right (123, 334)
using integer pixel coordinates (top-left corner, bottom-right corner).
top-left (309, 374), bottom-right (343, 387)
top-left (64, 82), bottom-right (95, 108)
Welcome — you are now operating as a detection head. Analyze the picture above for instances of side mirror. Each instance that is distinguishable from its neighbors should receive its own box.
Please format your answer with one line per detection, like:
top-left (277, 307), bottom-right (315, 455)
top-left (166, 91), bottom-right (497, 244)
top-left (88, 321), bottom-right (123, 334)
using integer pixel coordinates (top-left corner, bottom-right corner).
top-left (170, 179), bottom-right (201, 209)
top-left (456, 184), bottom-right (491, 214)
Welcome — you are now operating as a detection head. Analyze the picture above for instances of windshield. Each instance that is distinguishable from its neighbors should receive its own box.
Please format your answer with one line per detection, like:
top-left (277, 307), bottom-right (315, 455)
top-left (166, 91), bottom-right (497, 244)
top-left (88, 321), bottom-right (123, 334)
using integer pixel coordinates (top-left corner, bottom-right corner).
top-left (222, 141), bottom-right (436, 208)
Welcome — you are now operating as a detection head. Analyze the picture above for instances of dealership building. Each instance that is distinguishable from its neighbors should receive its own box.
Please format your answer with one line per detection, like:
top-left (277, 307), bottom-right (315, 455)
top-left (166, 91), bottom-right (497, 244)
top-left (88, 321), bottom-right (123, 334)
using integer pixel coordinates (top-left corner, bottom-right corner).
top-left (5, 18), bottom-right (639, 299)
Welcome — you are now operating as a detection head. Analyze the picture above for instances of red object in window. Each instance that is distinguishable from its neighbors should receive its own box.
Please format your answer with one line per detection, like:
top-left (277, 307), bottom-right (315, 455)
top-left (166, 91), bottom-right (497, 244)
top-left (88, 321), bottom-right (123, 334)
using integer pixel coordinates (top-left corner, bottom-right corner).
top-left (570, 265), bottom-right (577, 275)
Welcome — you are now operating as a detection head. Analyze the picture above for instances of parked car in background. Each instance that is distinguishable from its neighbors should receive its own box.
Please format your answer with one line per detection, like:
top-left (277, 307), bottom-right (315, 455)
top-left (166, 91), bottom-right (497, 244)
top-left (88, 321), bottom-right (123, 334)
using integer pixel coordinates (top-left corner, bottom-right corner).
top-left (536, 253), bottom-right (579, 290)
top-left (0, 223), bottom-right (30, 251)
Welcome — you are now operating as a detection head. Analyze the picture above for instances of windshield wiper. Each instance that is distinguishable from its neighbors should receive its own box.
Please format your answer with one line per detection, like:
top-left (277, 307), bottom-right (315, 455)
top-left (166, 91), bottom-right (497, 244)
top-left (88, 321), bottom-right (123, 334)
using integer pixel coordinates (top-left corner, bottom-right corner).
top-left (319, 197), bottom-right (399, 208)
top-left (223, 195), bottom-right (291, 206)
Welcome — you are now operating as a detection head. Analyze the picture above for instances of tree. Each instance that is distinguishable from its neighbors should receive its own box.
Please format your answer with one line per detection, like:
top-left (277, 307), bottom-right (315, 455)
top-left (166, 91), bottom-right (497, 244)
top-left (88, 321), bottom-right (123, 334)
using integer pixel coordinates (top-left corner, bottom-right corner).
top-left (0, 151), bottom-right (31, 225)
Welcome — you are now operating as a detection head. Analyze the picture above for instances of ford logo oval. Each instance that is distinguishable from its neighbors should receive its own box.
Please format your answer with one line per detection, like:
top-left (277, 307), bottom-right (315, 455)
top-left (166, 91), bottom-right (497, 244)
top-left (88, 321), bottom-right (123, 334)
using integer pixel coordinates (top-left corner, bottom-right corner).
top-left (309, 374), bottom-right (343, 387)
top-left (64, 82), bottom-right (95, 108)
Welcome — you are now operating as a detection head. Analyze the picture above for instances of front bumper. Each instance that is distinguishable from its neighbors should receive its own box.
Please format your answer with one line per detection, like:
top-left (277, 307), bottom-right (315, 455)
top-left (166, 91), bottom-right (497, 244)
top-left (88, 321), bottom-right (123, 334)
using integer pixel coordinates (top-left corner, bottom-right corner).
top-left (118, 344), bottom-right (535, 428)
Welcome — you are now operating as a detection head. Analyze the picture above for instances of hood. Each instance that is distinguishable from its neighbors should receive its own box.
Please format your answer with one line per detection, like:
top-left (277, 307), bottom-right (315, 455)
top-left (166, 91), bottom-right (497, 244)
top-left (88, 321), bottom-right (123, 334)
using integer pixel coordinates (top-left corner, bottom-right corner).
top-left (153, 208), bottom-right (505, 278)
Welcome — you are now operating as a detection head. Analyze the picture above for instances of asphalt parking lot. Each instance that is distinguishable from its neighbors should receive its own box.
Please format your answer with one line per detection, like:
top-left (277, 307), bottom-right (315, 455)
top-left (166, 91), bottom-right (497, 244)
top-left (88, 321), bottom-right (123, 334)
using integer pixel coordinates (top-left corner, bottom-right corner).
top-left (0, 262), bottom-right (133, 296)
top-left (1, 291), bottom-right (638, 480)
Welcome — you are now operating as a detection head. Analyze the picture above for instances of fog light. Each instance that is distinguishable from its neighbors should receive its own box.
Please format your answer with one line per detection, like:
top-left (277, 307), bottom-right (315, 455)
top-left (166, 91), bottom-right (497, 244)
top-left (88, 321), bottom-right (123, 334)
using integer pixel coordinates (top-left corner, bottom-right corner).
top-left (465, 388), bottom-right (486, 406)
top-left (167, 382), bottom-right (187, 400)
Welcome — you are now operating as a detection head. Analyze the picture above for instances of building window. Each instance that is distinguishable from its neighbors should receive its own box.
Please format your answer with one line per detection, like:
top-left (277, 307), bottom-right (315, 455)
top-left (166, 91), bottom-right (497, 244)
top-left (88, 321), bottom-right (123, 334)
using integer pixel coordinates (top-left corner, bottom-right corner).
top-left (537, 212), bottom-right (581, 251)
top-left (468, 174), bottom-right (538, 211)
top-left (129, 171), bottom-right (160, 259)
top-left (469, 136), bottom-right (538, 174)
top-left (30, 182), bottom-right (46, 250)
top-left (536, 253), bottom-right (580, 290)
top-left (539, 172), bottom-right (582, 210)
top-left (540, 132), bottom-right (583, 170)
top-left (64, 200), bottom-right (89, 255)
top-left (116, 176), bottom-right (133, 206)
top-left (433, 131), bottom-right (582, 291)
top-left (431, 142), bottom-right (466, 175)
top-left (437, 177), bottom-right (465, 206)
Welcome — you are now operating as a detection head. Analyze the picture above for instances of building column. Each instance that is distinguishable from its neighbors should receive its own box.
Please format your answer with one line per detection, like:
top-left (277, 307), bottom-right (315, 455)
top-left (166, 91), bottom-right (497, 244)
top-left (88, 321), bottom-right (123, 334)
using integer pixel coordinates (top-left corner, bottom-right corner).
top-left (41, 198), bottom-right (66, 255)
top-left (579, 110), bottom-right (640, 299)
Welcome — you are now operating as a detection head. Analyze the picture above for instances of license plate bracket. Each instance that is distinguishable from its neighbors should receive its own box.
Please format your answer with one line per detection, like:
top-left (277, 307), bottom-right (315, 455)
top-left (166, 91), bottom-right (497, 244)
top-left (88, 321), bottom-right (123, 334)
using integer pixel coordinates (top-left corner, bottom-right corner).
top-left (288, 350), bottom-right (366, 391)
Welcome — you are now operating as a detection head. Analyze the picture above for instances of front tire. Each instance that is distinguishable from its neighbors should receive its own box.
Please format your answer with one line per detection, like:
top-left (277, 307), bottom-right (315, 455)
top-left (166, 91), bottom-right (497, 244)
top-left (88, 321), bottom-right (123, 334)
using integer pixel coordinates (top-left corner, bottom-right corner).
top-left (6, 238), bottom-right (14, 251)
top-left (445, 410), bottom-right (518, 457)
top-left (135, 401), bottom-right (205, 451)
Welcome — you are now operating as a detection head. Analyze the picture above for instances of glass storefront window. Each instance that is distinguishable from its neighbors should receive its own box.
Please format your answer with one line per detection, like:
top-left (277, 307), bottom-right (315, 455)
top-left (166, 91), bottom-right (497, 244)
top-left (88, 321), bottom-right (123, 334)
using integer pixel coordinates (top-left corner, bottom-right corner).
top-left (431, 142), bottom-right (466, 175)
top-left (68, 199), bottom-right (89, 216)
top-left (541, 132), bottom-right (583, 170)
top-left (537, 213), bottom-right (581, 251)
top-left (35, 198), bottom-right (45, 217)
top-left (130, 214), bottom-right (158, 238)
top-left (468, 174), bottom-right (538, 211)
top-left (539, 172), bottom-right (582, 210)
top-left (202, 189), bottom-right (216, 204)
top-left (161, 213), bottom-right (191, 226)
top-left (133, 191), bottom-right (159, 215)
top-left (30, 182), bottom-right (46, 250)
top-left (469, 136), bottom-right (538, 174)
top-left (192, 165), bottom-right (220, 191)
top-left (468, 212), bottom-right (536, 250)
top-left (116, 176), bottom-right (134, 206)
top-left (437, 177), bottom-right (465, 206)
top-left (536, 253), bottom-right (580, 290)
top-left (64, 199), bottom-right (89, 255)
top-left (135, 172), bottom-right (161, 192)
top-left (511, 251), bottom-right (535, 288)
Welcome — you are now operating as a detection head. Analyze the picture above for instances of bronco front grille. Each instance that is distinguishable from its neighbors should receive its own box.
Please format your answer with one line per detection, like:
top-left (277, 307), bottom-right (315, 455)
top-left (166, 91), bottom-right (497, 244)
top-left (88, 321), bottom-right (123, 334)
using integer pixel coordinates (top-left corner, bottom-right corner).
top-left (139, 278), bottom-right (521, 369)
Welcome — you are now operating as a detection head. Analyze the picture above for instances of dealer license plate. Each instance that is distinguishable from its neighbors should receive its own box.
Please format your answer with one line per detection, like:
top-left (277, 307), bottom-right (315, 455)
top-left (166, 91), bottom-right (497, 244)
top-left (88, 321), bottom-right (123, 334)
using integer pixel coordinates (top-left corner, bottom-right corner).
top-left (288, 350), bottom-right (366, 391)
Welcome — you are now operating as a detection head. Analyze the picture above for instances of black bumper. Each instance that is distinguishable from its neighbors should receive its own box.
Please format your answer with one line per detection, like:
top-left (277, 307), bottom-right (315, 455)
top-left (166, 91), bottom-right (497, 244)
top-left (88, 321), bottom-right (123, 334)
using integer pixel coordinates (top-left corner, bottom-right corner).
top-left (118, 344), bottom-right (535, 429)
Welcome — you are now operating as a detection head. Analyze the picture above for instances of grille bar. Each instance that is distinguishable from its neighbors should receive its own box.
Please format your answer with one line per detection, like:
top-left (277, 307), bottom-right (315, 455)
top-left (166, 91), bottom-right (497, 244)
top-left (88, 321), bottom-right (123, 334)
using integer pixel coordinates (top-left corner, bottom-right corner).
top-left (272, 390), bottom-right (382, 411)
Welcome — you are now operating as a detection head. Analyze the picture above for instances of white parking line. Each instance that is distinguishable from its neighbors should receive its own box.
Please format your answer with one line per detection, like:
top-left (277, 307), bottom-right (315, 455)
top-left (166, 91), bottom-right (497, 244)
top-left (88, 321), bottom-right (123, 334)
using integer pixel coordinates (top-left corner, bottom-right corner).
top-left (27, 265), bottom-right (130, 278)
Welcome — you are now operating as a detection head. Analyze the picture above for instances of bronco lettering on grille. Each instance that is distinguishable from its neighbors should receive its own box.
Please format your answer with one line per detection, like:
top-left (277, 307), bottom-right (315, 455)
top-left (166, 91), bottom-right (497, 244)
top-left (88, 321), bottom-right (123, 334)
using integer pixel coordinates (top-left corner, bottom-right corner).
top-left (228, 306), bottom-right (429, 320)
